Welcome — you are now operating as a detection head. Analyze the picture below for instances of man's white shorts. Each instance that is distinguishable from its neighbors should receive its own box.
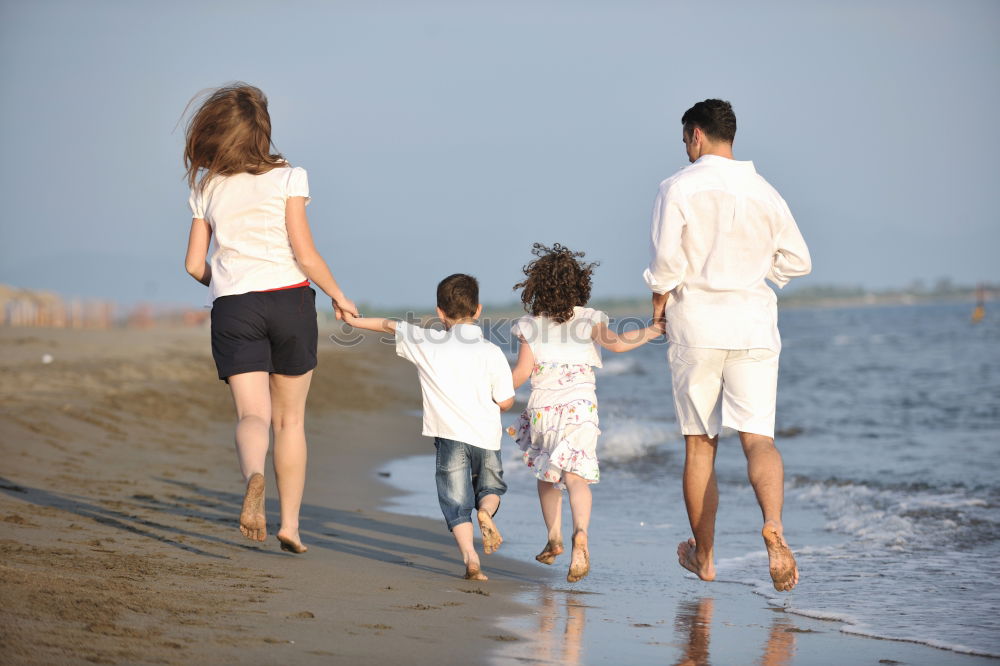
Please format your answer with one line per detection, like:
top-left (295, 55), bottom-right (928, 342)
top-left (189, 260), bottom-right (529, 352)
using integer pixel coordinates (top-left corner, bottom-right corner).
top-left (667, 344), bottom-right (779, 439)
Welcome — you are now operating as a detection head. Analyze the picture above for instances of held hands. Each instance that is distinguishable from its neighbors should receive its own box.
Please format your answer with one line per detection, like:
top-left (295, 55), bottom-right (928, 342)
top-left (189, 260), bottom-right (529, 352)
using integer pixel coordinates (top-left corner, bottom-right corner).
top-left (651, 292), bottom-right (668, 337)
top-left (651, 317), bottom-right (667, 336)
top-left (332, 296), bottom-right (359, 321)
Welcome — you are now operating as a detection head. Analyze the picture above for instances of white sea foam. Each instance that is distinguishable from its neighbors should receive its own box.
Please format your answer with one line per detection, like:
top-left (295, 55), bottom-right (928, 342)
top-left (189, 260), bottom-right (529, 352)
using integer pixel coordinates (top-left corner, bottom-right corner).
top-left (598, 420), bottom-right (676, 462)
top-left (597, 357), bottom-right (642, 376)
top-left (788, 480), bottom-right (996, 549)
top-left (839, 625), bottom-right (1000, 658)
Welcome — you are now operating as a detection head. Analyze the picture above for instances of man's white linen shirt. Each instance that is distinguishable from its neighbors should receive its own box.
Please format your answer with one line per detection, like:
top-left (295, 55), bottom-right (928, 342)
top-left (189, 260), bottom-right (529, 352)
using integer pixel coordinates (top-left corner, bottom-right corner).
top-left (643, 155), bottom-right (811, 352)
top-left (396, 321), bottom-right (515, 451)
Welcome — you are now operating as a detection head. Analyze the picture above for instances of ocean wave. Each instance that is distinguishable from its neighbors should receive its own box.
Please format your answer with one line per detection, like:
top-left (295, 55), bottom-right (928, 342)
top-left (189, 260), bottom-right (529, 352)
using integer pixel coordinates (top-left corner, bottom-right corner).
top-left (787, 478), bottom-right (998, 550)
top-left (598, 420), bottom-right (677, 463)
top-left (596, 357), bottom-right (644, 377)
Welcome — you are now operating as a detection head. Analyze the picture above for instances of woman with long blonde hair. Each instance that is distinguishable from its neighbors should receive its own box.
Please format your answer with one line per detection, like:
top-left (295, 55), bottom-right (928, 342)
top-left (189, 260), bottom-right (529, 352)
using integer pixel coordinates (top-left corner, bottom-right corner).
top-left (183, 83), bottom-right (357, 553)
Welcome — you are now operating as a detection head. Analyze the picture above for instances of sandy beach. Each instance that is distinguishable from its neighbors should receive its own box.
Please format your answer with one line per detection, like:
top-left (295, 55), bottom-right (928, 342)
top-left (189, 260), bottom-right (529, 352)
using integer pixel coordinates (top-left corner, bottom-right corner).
top-left (0, 325), bottom-right (539, 664)
top-left (2, 323), bottom-right (997, 665)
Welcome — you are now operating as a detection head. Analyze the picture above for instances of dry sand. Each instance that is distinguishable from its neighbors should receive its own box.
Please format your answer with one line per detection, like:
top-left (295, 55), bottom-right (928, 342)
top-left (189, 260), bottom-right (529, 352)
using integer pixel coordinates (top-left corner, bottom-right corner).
top-left (0, 326), bottom-right (538, 665)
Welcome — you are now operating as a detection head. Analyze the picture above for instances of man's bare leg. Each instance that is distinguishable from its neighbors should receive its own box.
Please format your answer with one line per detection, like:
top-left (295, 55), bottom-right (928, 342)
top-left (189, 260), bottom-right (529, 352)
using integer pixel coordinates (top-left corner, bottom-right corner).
top-left (453, 522), bottom-right (487, 580)
top-left (739, 432), bottom-right (798, 591)
top-left (564, 472), bottom-right (592, 582)
top-left (535, 480), bottom-right (564, 564)
top-left (476, 493), bottom-right (502, 554)
top-left (679, 434), bottom-right (718, 581)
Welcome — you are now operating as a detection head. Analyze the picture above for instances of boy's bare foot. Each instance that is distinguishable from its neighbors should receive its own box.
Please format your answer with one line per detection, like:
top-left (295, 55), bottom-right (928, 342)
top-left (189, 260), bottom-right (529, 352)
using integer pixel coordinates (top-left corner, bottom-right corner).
top-left (277, 531), bottom-right (308, 554)
top-left (567, 531), bottom-right (590, 583)
top-left (762, 521), bottom-right (798, 591)
top-left (239, 473), bottom-right (266, 542)
top-left (464, 561), bottom-right (488, 581)
top-left (535, 539), bottom-right (564, 565)
top-left (677, 537), bottom-right (716, 581)
top-left (477, 509), bottom-right (503, 554)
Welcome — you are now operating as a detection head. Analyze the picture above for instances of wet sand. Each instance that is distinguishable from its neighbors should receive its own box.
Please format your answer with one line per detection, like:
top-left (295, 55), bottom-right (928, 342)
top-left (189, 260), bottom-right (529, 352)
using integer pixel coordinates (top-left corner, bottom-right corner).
top-left (0, 326), bottom-right (537, 664)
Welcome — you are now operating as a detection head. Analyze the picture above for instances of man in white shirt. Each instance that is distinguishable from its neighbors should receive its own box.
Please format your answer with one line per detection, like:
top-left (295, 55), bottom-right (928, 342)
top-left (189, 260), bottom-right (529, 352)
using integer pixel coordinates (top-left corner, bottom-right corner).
top-left (343, 274), bottom-right (516, 581)
top-left (645, 99), bottom-right (811, 592)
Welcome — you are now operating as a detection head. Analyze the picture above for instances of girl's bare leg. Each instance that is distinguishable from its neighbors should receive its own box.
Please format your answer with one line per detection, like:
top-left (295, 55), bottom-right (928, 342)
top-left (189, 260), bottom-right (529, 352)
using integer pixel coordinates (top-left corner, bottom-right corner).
top-left (564, 472), bottom-right (592, 582)
top-left (536, 480), bottom-right (564, 564)
top-left (270, 371), bottom-right (312, 553)
top-left (228, 372), bottom-right (272, 542)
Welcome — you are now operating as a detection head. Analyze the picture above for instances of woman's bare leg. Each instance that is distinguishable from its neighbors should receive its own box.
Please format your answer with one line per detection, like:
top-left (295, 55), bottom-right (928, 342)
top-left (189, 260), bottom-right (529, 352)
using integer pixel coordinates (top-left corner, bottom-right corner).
top-left (228, 372), bottom-right (272, 542)
top-left (270, 371), bottom-right (312, 553)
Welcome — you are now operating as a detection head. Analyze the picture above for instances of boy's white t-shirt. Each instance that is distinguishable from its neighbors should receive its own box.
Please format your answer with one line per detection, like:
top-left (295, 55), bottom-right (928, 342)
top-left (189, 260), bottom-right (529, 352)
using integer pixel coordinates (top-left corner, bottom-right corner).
top-left (395, 321), bottom-right (515, 451)
top-left (188, 166), bottom-right (311, 302)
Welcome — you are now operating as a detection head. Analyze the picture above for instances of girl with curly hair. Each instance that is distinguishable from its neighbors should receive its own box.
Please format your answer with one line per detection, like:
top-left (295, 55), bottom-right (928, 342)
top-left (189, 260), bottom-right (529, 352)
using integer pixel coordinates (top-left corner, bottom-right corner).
top-left (510, 243), bottom-right (663, 582)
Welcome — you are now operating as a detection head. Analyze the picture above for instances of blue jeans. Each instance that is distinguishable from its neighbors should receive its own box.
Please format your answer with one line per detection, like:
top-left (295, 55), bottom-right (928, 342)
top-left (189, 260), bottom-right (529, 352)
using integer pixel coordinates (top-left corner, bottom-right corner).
top-left (434, 437), bottom-right (507, 531)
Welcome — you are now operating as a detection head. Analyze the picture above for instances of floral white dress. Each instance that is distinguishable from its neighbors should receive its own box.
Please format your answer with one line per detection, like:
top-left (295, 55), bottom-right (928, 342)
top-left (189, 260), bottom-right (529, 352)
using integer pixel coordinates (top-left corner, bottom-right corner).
top-left (511, 306), bottom-right (608, 486)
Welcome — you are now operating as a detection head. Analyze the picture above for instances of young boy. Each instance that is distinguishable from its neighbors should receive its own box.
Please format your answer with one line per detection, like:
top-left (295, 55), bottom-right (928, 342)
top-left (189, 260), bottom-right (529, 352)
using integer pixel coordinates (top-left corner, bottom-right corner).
top-left (343, 274), bottom-right (515, 580)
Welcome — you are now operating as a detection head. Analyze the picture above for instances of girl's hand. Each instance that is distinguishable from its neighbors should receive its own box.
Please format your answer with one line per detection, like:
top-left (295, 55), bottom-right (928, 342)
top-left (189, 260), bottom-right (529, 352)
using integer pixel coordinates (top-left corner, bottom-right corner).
top-left (332, 296), bottom-right (359, 320)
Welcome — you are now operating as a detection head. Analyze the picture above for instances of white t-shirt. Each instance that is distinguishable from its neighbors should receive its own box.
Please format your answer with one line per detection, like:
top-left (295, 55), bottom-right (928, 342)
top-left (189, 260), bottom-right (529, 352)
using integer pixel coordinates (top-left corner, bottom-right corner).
top-left (642, 155), bottom-right (811, 352)
top-left (395, 321), bottom-right (515, 451)
top-left (512, 306), bottom-right (609, 368)
top-left (189, 166), bottom-right (311, 302)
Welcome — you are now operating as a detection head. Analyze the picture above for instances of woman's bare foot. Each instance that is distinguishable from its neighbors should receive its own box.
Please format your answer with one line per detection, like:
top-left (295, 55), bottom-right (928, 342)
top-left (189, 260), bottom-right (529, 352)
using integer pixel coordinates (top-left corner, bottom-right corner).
top-left (535, 539), bottom-right (564, 565)
top-left (277, 531), bottom-right (308, 554)
top-left (477, 509), bottom-right (503, 554)
top-left (239, 473), bottom-right (266, 542)
top-left (567, 531), bottom-right (590, 583)
top-left (677, 537), bottom-right (716, 581)
top-left (762, 521), bottom-right (798, 591)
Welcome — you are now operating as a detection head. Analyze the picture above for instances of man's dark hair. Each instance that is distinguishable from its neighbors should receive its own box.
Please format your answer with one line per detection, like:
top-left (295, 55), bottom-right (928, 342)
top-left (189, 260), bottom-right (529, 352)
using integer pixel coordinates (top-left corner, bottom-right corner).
top-left (681, 99), bottom-right (737, 144)
top-left (437, 273), bottom-right (479, 319)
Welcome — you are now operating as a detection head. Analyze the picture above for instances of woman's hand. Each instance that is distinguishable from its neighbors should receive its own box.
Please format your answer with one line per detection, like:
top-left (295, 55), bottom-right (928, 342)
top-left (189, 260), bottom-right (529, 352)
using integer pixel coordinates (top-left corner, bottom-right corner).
top-left (332, 296), bottom-right (359, 320)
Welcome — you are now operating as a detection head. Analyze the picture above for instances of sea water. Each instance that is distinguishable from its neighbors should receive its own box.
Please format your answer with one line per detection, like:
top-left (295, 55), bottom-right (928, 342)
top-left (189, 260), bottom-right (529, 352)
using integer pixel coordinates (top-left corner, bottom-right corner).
top-left (382, 302), bottom-right (1000, 660)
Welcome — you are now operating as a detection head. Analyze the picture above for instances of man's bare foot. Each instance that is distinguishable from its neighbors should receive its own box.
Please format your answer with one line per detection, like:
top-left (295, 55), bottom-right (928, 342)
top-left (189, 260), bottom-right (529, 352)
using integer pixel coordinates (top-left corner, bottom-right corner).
top-left (535, 539), bottom-right (564, 565)
top-left (677, 537), bottom-right (716, 581)
top-left (239, 473), bottom-right (266, 542)
top-left (566, 531), bottom-right (590, 583)
top-left (277, 531), bottom-right (308, 554)
top-left (477, 509), bottom-right (503, 555)
top-left (762, 522), bottom-right (798, 592)
top-left (464, 561), bottom-right (488, 581)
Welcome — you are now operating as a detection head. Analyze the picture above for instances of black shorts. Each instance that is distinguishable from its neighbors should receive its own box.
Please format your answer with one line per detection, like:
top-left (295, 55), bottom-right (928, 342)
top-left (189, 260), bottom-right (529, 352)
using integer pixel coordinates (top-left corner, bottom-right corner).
top-left (210, 286), bottom-right (318, 381)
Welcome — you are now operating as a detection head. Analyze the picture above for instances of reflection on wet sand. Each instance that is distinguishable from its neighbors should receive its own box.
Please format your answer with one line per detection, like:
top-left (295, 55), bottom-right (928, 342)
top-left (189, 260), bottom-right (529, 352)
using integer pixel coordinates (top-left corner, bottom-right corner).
top-left (673, 597), bottom-right (796, 666)
top-left (536, 587), bottom-right (587, 665)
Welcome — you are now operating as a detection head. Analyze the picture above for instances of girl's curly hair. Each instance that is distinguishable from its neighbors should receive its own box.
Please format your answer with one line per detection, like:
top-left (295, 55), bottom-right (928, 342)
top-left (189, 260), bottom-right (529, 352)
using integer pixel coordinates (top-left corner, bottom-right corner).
top-left (514, 243), bottom-right (599, 323)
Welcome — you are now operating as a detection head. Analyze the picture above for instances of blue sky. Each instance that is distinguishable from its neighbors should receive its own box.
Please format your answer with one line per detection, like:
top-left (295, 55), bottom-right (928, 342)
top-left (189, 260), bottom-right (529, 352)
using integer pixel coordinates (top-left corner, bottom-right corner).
top-left (1, 0), bottom-right (997, 307)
